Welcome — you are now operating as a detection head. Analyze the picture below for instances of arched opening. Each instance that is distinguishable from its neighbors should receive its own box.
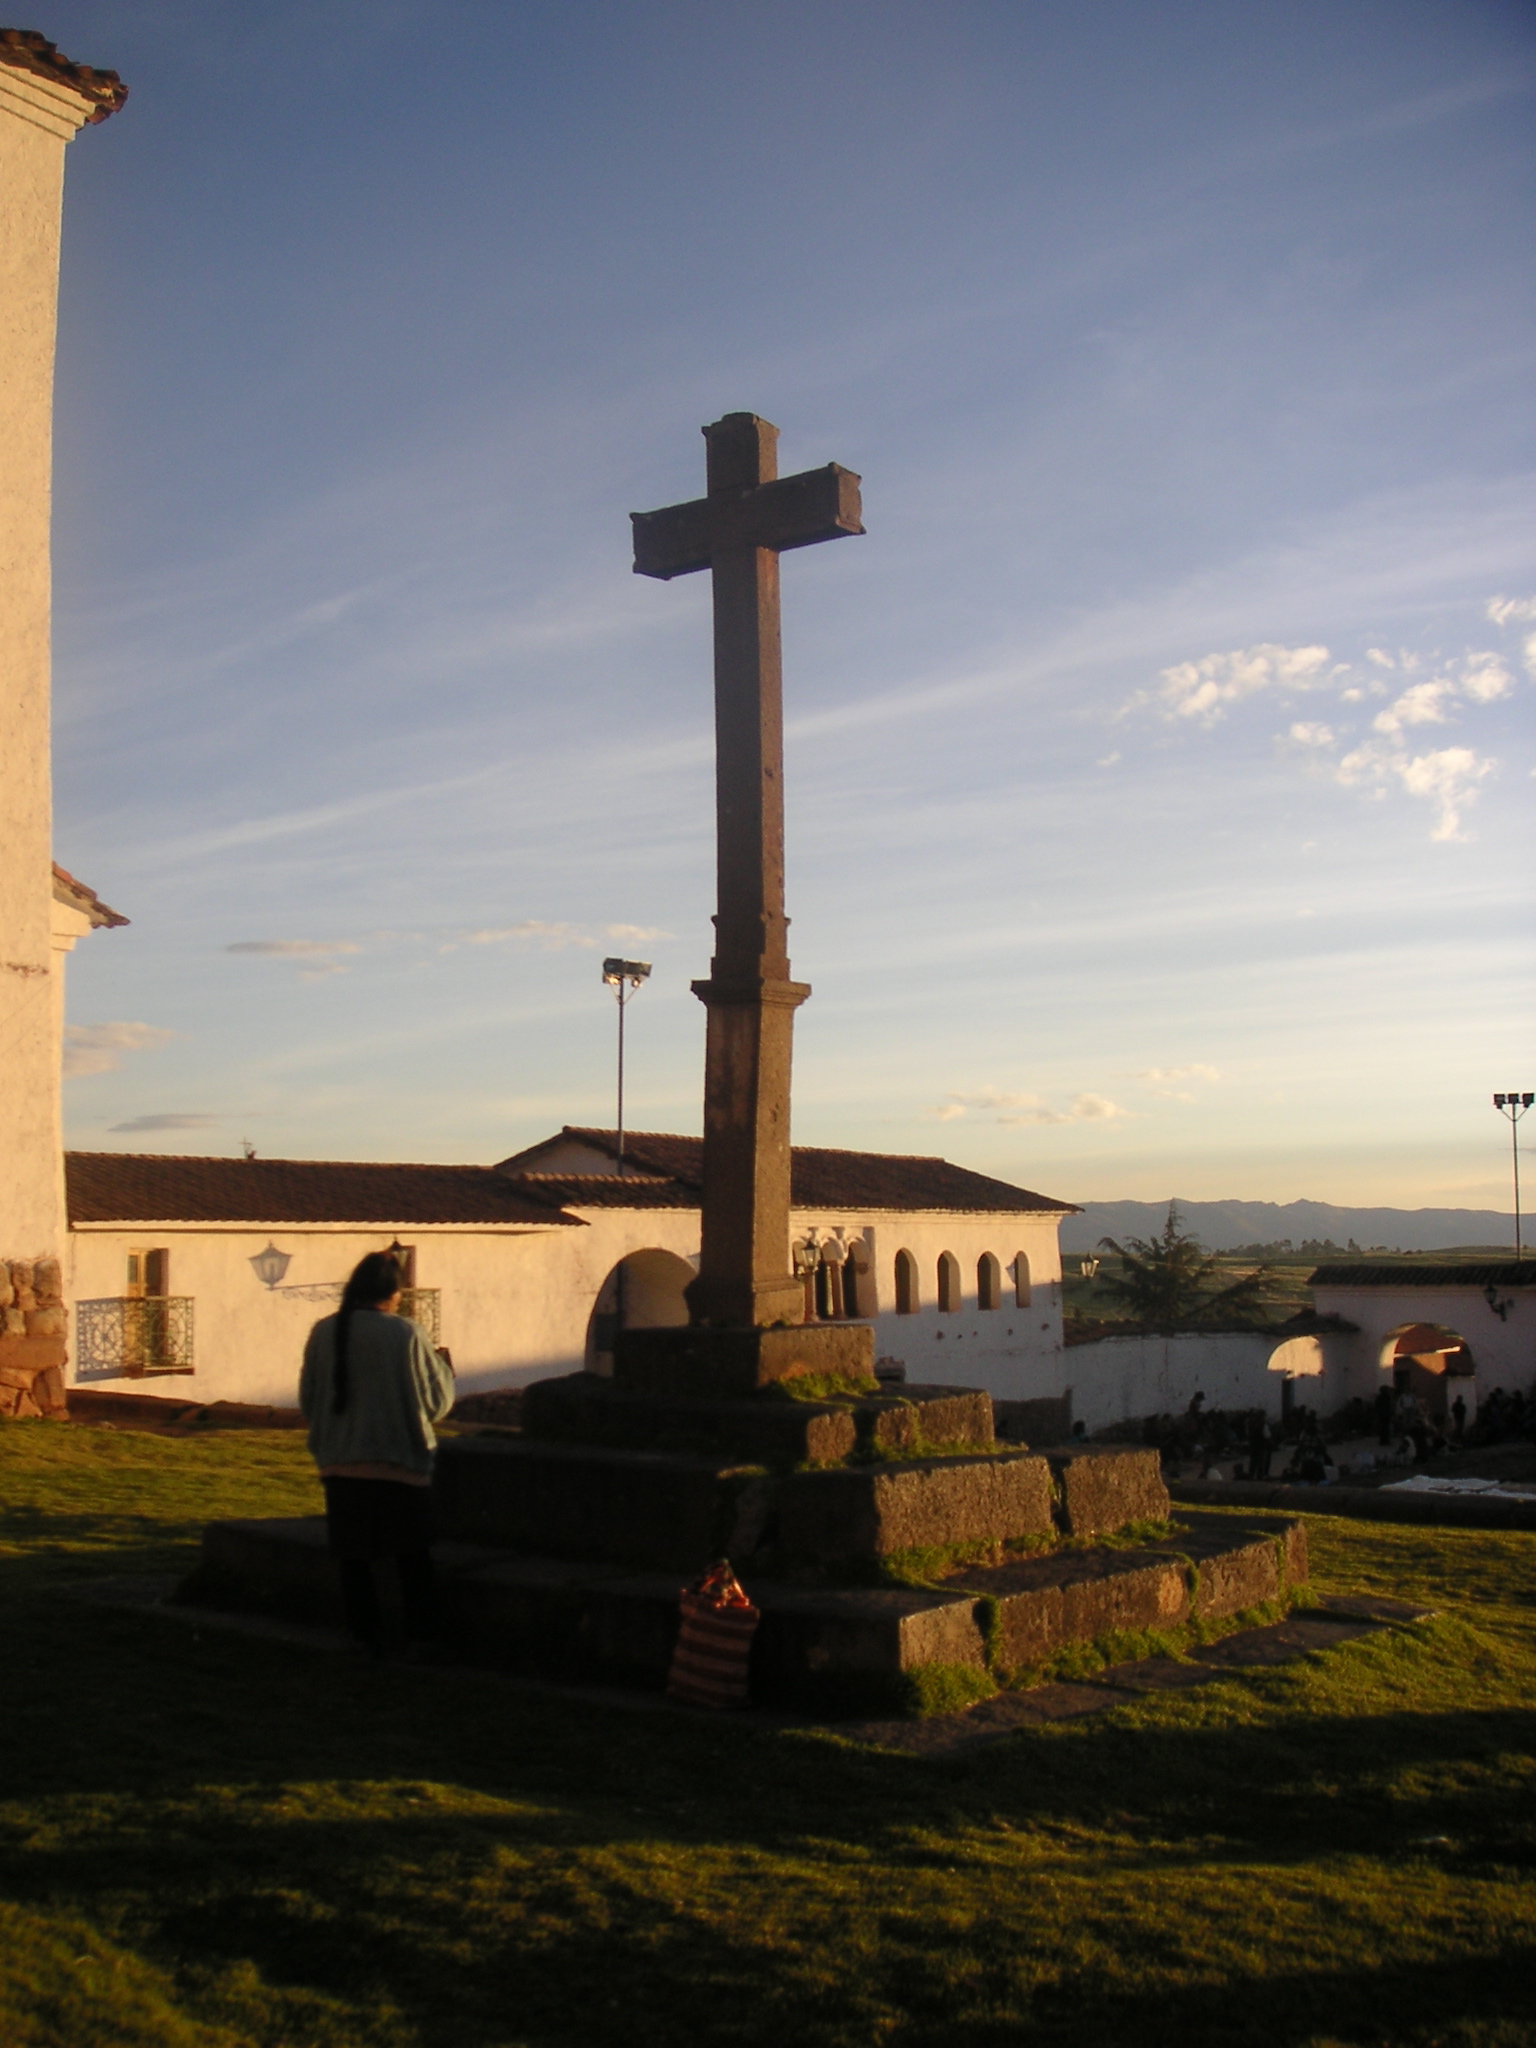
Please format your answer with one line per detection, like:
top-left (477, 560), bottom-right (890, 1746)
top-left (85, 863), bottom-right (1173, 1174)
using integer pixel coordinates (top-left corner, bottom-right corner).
top-left (585, 1248), bottom-right (694, 1374)
top-left (1013, 1252), bottom-right (1032, 1307)
top-left (977, 1252), bottom-right (1001, 1311)
top-left (843, 1239), bottom-right (872, 1319)
top-left (1377, 1322), bottom-right (1476, 1427)
top-left (894, 1248), bottom-right (919, 1315)
top-left (937, 1251), bottom-right (961, 1314)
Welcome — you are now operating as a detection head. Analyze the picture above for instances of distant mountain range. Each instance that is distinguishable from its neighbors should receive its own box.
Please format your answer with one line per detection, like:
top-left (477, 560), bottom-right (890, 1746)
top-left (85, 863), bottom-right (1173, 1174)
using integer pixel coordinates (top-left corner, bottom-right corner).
top-left (1056, 1199), bottom-right (1516, 1256)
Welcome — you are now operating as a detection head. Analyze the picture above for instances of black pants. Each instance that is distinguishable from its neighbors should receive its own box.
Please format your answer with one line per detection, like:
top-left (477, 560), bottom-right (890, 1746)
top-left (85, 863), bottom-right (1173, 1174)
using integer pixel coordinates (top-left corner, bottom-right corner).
top-left (322, 1476), bottom-right (440, 1649)
top-left (338, 1551), bottom-right (438, 1648)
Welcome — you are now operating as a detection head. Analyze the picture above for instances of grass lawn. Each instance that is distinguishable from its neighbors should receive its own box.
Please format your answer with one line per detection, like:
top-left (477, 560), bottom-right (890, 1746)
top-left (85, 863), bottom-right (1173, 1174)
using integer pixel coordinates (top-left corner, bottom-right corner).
top-left (0, 1421), bottom-right (1532, 2048)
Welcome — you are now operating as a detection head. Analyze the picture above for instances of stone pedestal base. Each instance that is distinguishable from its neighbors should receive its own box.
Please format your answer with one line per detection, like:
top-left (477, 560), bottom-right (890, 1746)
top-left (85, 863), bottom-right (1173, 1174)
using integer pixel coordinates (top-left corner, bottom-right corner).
top-left (183, 1508), bottom-right (1307, 1713)
top-left (613, 1320), bottom-right (875, 1399)
top-left (0, 1333), bottom-right (67, 1418)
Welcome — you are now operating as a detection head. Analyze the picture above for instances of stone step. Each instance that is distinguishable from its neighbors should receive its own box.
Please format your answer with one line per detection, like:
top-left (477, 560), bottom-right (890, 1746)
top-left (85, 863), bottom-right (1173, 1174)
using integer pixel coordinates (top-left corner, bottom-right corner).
top-left (776, 1449), bottom-right (1055, 1565)
top-left (433, 1436), bottom-right (769, 1571)
top-left (1038, 1443), bottom-right (1171, 1536)
top-left (949, 1511), bottom-right (1306, 1672)
top-left (433, 1434), bottom-right (1056, 1569)
top-left (182, 1506), bottom-right (1307, 1712)
top-left (518, 1371), bottom-right (994, 1466)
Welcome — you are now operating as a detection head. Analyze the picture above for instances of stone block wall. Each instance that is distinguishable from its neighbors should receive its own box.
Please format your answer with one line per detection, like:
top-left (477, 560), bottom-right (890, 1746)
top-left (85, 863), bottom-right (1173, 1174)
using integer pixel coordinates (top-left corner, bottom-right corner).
top-left (0, 1255), bottom-right (69, 1415)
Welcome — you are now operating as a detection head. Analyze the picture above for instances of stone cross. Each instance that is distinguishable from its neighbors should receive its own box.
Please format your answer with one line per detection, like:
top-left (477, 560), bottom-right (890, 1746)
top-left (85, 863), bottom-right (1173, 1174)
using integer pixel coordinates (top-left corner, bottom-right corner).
top-left (633, 414), bottom-right (863, 1328)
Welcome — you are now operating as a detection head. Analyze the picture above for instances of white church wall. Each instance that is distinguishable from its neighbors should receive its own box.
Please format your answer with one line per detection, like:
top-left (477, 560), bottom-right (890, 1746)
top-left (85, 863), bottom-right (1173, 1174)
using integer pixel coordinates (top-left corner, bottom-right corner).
top-left (822, 1212), bottom-right (1067, 1403)
top-left (66, 1201), bottom-right (1070, 1409)
top-left (0, 62), bottom-right (98, 1262)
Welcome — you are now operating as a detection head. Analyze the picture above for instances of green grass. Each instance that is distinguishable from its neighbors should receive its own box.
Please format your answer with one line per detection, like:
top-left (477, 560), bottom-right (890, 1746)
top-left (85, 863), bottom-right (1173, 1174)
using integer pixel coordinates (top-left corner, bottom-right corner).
top-left (1, 1420), bottom-right (1534, 2046)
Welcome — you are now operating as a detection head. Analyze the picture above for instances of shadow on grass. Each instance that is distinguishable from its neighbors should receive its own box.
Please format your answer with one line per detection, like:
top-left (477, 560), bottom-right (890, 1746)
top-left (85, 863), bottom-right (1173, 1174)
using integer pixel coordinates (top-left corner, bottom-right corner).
top-left (2, 1441), bottom-right (1535, 2046)
top-left (1, 1578), bottom-right (1533, 2046)
top-left (3, 1776), bottom-right (1532, 2048)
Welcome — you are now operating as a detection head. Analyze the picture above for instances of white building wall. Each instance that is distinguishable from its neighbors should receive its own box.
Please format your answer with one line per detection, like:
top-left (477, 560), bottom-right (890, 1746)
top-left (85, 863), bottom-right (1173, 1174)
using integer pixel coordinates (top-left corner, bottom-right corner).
top-left (67, 1201), bottom-right (1069, 1408)
top-left (0, 64), bottom-right (96, 1263)
top-left (1311, 1284), bottom-right (1535, 1400)
top-left (818, 1211), bottom-right (1067, 1404)
top-left (68, 1211), bottom-right (701, 1408)
top-left (1062, 1332), bottom-right (1280, 1432)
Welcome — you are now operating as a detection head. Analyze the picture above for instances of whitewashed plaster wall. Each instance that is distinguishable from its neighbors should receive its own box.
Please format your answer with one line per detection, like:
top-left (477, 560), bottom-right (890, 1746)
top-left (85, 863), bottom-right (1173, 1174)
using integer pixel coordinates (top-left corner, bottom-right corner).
top-left (1064, 1332), bottom-right (1286, 1432)
top-left (0, 63), bottom-right (96, 1262)
top-left (1311, 1283), bottom-right (1535, 1397)
top-left (800, 1210), bottom-right (1067, 1404)
top-left (67, 1201), bottom-right (1068, 1408)
top-left (68, 1211), bottom-right (698, 1408)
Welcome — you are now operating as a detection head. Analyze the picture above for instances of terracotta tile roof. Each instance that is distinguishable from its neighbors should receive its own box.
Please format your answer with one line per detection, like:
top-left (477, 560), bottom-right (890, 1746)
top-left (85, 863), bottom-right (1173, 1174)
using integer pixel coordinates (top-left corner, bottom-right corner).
top-left (0, 29), bottom-right (127, 120)
top-left (66, 1154), bottom-right (580, 1228)
top-left (511, 1173), bottom-right (698, 1210)
top-left (52, 862), bottom-right (128, 929)
top-left (501, 1127), bottom-right (1077, 1215)
top-left (1311, 1262), bottom-right (1533, 1289)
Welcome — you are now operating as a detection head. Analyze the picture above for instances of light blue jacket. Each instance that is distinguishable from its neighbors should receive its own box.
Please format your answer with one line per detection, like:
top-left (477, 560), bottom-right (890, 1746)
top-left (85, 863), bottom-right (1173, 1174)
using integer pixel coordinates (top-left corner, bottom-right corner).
top-left (299, 1309), bottom-right (455, 1477)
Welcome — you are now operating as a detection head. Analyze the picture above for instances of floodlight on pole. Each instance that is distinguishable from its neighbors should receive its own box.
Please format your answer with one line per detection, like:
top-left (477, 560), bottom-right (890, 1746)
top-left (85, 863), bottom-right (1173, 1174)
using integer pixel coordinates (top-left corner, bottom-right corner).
top-left (602, 958), bottom-right (651, 1173)
top-left (1493, 1093), bottom-right (1534, 1265)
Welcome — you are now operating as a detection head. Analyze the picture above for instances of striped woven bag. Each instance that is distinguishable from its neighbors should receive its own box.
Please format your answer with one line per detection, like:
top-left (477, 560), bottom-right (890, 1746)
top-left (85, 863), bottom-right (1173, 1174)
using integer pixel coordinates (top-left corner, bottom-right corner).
top-left (666, 1561), bottom-right (760, 1709)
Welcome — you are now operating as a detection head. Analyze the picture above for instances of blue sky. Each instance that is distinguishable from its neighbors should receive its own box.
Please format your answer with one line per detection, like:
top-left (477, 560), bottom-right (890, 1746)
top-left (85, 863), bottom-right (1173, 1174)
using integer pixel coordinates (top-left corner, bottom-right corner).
top-left (43, 0), bottom-right (1535, 1206)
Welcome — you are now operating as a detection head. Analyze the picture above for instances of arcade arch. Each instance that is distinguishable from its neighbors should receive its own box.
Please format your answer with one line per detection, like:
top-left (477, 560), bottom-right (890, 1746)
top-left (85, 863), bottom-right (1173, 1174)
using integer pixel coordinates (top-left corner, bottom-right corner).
top-left (937, 1251), bottom-right (961, 1313)
top-left (894, 1249), bottom-right (919, 1315)
top-left (977, 1252), bottom-right (1001, 1310)
top-left (1377, 1321), bottom-right (1476, 1425)
top-left (585, 1248), bottom-right (695, 1374)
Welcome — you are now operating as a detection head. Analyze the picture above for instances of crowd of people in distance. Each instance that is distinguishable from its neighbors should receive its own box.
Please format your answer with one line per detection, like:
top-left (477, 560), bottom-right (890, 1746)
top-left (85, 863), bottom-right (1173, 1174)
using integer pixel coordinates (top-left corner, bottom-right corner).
top-left (1469, 1384), bottom-right (1535, 1445)
top-left (1124, 1378), bottom-right (1536, 1486)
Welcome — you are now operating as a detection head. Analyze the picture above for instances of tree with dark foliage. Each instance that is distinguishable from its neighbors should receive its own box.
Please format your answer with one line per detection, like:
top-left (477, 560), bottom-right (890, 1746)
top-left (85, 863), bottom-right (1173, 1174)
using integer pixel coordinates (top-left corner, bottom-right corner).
top-left (1096, 1204), bottom-right (1276, 1332)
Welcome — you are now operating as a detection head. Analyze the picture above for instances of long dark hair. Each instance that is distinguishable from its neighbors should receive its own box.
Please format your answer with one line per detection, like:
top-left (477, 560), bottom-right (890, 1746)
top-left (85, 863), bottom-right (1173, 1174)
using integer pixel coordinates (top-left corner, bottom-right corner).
top-left (332, 1251), bottom-right (403, 1414)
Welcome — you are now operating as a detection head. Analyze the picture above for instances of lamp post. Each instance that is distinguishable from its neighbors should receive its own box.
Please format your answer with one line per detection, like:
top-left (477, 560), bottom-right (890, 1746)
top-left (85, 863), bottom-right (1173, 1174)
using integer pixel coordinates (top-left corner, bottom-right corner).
top-left (1493, 1093), bottom-right (1534, 1265)
top-left (602, 957), bottom-right (651, 1174)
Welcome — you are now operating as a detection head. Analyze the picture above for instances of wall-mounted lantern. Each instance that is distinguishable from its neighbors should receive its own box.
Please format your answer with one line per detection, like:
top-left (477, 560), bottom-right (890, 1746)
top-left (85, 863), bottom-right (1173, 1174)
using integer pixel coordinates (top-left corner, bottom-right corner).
top-left (249, 1243), bottom-right (292, 1290)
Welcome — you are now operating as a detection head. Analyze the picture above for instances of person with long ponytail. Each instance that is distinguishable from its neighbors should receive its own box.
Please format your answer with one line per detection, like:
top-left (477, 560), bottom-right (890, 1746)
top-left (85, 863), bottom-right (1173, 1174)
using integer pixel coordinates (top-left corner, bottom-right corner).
top-left (299, 1250), bottom-right (455, 1658)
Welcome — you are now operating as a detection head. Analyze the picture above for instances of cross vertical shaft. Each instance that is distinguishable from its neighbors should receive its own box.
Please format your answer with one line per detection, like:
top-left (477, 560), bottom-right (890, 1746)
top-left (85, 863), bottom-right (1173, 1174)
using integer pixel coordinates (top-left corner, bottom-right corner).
top-left (691, 415), bottom-right (806, 1326)
top-left (631, 412), bottom-right (862, 1332)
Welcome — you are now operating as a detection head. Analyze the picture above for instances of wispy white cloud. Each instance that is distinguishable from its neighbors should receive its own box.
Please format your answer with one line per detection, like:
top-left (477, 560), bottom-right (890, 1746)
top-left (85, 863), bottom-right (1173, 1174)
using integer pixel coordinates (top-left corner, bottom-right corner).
top-left (107, 1112), bottom-right (220, 1134)
top-left (1288, 721), bottom-right (1335, 748)
top-left (1150, 643), bottom-right (1331, 724)
top-left (456, 922), bottom-right (594, 952)
top-left (226, 940), bottom-right (361, 956)
top-left (227, 938), bottom-right (360, 981)
top-left (1484, 598), bottom-right (1536, 681)
top-left (1458, 653), bottom-right (1514, 703)
top-left (1372, 678), bottom-right (1456, 736)
top-left (1336, 741), bottom-right (1496, 841)
top-left (934, 1087), bottom-right (1132, 1127)
top-left (448, 919), bottom-right (673, 954)
top-left (63, 1022), bottom-right (176, 1078)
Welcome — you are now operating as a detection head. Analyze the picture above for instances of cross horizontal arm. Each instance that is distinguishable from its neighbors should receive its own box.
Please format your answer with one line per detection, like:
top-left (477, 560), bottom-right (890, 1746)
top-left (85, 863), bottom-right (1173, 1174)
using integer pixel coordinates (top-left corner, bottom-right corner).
top-left (631, 463), bottom-right (863, 581)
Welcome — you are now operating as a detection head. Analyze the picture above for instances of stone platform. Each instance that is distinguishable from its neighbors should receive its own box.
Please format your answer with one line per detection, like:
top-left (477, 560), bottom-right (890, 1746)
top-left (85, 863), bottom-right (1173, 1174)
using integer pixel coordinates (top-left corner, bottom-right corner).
top-left (182, 1369), bottom-right (1308, 1711)
top-left (182, 1506), bottom-right (1306, 1711)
